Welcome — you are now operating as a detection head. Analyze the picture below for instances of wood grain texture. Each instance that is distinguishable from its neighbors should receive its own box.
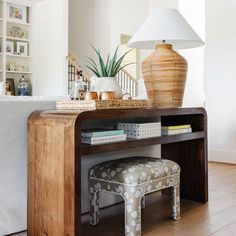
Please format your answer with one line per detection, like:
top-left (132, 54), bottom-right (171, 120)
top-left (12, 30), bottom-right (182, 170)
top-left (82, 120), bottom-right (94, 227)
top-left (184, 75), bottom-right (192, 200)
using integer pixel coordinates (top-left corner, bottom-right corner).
top-left (28, 108), bottom-right (207, 236)
top-left (28, 112), bottom-right (79, 236)
top-left (142, 44), bottom-right (187, 108)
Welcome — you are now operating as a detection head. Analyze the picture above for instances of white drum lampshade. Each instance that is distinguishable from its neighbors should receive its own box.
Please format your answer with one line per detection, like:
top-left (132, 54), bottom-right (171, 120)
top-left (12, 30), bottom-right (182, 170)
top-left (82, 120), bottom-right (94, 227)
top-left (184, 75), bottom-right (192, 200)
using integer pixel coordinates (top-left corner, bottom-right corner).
top-left (128, 8), bottom-right (204, 108)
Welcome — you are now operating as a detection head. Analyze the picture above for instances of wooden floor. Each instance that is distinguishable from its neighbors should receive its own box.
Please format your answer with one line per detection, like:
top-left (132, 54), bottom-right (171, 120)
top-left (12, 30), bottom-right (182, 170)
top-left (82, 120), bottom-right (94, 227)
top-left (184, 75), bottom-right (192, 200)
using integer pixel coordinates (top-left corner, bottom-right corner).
top-left (13, 162), bottom-right (236, 236)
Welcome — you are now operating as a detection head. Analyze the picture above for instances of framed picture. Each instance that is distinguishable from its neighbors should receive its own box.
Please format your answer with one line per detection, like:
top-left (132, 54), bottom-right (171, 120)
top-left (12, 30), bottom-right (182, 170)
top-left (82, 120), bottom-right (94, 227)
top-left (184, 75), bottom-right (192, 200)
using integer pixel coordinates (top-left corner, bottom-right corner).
top-left (6, 78), bottom-right (15, 96)
top-left (17, 42), bottom-right (28, 56)
top-left (7, 4), bottom-right (27, 23)
top-left (6, 41), bottom-right (14, 55)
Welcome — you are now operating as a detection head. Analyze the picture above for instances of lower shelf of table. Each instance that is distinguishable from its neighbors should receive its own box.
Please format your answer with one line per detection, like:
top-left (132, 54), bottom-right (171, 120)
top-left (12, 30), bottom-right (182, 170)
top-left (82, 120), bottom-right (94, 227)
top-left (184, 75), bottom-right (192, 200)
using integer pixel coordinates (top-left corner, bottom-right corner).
top-left (80, 131), bottom-right (205, 155)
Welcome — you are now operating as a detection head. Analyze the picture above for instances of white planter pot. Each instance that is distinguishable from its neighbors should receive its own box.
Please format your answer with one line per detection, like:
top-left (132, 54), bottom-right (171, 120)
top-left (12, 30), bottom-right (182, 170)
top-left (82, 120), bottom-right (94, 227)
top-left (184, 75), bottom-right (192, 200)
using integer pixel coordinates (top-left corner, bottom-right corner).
top-left (89, 77), bottom-right (123, 99)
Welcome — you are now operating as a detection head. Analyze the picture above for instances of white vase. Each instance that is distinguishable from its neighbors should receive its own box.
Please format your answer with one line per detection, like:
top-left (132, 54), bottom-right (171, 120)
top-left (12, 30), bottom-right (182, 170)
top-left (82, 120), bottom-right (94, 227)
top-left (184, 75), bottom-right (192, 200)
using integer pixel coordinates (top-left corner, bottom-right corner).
top-left (89, 77), bottom-right (123, 99)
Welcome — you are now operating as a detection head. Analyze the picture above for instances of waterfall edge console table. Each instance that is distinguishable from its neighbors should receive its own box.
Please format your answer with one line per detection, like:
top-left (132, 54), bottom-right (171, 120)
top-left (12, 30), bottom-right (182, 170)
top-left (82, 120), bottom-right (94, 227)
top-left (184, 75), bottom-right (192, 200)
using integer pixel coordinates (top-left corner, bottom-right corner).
top-left (28, 108), bottom-right (208, 236)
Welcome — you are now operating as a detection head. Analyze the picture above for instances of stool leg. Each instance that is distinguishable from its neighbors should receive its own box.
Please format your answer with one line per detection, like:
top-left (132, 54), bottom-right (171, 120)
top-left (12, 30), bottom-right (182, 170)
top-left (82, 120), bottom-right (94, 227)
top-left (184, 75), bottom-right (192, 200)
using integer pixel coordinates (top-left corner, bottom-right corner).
top-left (124, 195), bottom-right (142, 236)
top-left (89, 183), bottom-right (100, 225)
top-left (171, 183), bottom-right (180, 220)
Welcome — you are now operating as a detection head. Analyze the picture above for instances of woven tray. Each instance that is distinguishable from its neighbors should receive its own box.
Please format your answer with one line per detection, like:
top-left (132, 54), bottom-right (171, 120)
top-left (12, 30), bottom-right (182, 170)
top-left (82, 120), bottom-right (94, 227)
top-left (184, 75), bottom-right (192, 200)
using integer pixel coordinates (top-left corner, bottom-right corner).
top-left (56, 100), bottom-right (147, 110)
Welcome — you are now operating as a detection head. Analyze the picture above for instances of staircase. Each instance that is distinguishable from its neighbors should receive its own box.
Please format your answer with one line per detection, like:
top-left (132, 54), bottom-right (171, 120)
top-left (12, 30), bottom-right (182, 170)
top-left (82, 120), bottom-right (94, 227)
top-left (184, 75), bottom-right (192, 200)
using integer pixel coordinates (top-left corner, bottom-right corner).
top-left (67, 51), bottom-right (138, 98)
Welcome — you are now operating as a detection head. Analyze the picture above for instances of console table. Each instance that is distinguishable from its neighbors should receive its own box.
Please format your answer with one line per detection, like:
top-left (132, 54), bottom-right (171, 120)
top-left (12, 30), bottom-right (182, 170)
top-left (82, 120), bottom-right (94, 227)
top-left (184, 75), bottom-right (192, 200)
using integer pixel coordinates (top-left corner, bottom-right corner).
top-left (28, 108), bottom-right (208, 236)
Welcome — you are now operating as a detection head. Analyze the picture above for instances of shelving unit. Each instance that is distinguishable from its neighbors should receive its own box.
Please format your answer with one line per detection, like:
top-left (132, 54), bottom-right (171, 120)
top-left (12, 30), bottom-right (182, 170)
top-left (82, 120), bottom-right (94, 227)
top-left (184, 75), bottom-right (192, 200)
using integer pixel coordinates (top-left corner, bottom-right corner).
top-left (80, 131), bottom-right (205, 155)
top-left (6, 54), bottom-right (31, 58)
top-left (28, 107), bottom-right (208, 235)
top-left (6, 36), bottom-right (31, 42)
top-left (0, 0), bottom-right (33, 95)
top-left (7, 70), bottom-right (31, 74)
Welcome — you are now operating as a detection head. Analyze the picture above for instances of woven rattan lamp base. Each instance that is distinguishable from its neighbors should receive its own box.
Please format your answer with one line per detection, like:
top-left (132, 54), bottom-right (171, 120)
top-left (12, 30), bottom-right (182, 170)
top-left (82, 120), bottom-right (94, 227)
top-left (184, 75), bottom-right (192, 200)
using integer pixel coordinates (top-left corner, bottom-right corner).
top-left (142, 44), bottom-right (188, 108)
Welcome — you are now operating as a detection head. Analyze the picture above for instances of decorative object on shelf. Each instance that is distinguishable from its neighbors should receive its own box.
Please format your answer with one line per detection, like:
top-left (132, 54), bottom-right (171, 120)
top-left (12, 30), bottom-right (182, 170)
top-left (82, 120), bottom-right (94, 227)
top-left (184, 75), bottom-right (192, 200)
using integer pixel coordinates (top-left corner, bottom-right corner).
top-left (17, 65), bottom-right (25, 72)
top-left (7, 4), bottom-right (27, 24)
top-left (17, 75), bottom-right (31, 96)
top-left (9, 25), bottom-right (25, 38)
top-left (117, 122), bottom-right (161, 139)
top-left (71, 70), bottom-right (86, 100)
top-left (9, 62), bottom-right (17, 71)
top-left (56, 99), bottom-right (147, 111)
top-left (128, 8), bottom-right (204, 108)
top-left (100, 91), bottom-right (115, 100)
top-left (5, 78), bottom-right (15, 96)
top-left (89, 76), bottom-right (123, 99)
top-left (84, 92), bottom-right (98, 101)
top-left (85, 46), bottom-right (134, 99)
top-left (16, 42), bottom-right (28, 56)
top-left (6, 41), bottom-right (14, 55)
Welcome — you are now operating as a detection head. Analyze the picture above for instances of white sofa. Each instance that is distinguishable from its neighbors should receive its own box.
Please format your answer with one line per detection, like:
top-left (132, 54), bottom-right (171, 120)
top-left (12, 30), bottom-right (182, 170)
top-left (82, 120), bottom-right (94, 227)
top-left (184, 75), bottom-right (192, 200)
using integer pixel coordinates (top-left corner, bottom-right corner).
top-left (0, 98), bottom-right (57, 235)
top-left (0, 96), bottom-right (159, 235)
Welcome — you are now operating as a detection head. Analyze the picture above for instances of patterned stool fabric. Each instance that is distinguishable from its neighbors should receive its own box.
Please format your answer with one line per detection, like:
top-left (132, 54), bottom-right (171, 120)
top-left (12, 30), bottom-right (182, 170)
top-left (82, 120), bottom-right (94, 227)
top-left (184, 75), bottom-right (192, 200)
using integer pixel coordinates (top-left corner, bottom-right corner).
top-left (89, 156), bottom-right (181, 236)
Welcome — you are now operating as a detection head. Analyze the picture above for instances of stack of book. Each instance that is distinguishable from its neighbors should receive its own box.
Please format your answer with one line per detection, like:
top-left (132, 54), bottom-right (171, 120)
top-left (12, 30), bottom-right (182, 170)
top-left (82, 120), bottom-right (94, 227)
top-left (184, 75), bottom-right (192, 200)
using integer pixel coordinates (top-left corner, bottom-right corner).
top-left (81, 129), bottom-right (126, 145)
top-left (161, 124), bottom-right (192, 136)
top-left (117, 122), bottom-right (161, 139)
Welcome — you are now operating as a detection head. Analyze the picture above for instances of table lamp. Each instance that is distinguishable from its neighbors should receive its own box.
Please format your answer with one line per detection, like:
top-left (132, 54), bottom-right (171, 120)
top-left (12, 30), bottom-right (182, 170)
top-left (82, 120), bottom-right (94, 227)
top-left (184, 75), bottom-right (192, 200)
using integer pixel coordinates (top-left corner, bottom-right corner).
top-left (128, 8), bottom-right (204, 108)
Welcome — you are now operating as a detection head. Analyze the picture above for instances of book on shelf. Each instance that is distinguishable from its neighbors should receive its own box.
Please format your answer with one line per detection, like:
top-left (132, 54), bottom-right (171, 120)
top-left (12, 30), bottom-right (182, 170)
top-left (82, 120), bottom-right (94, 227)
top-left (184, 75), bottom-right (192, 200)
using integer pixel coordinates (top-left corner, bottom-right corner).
top-left (81, 134), bottom-right (127, 145)
top-left (81, 128), bottom-right (124, 138)
top-left (161, 128), bottom-right (192, 136)
top-left (161, 124), bottom-right (191, 131)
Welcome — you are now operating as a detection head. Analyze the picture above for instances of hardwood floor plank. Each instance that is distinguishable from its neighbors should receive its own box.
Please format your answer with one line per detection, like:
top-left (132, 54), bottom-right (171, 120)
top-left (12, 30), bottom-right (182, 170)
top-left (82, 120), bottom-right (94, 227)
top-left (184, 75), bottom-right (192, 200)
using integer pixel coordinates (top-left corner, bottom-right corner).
top-left (208, 164), bottom-right (235, 177)
top-left (14, 163), bottom-right (236, 236)
top-left (211, 221), bottom-right (236, 236)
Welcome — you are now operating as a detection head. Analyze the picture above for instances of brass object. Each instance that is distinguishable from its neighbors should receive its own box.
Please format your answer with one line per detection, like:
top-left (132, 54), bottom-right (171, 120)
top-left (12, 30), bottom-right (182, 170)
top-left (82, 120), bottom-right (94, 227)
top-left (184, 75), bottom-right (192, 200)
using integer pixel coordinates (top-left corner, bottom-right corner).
top-left (84, 92), bottom-right (98, 100)
top-left (100, 91), bottom-right (115, 100)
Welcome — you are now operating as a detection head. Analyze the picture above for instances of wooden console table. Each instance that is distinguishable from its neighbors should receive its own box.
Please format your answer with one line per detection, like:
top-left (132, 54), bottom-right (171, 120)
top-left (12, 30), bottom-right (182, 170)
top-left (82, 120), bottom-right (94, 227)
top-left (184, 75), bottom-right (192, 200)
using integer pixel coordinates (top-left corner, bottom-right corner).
top-left (28, 108), bottom-right (208, 236)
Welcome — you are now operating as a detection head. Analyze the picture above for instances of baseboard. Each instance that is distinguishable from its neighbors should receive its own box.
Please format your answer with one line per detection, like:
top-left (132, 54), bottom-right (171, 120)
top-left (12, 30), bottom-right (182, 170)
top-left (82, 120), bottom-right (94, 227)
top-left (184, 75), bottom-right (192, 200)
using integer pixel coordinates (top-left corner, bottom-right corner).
top-left (209, 149), bottom-right (236, 164)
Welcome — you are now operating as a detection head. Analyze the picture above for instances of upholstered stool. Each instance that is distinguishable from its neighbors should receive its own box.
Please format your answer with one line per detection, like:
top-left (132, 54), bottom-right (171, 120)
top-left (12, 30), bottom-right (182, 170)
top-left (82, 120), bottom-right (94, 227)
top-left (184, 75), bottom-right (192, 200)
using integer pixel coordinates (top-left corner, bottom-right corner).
top-left (89, 156), bottom-right (180, 236)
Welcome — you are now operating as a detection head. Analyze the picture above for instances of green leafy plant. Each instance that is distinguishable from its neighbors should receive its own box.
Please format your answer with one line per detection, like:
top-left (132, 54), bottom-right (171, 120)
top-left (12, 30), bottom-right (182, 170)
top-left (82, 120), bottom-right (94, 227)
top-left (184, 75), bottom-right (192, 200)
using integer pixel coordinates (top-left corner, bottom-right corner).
top-left (85, 45), bottom-right (134, 77)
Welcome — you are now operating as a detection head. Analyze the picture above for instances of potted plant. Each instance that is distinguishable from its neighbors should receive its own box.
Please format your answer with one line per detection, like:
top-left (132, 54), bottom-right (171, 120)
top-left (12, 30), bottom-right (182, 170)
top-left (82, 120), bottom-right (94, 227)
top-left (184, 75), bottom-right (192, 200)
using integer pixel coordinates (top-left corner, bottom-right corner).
top-left (85, 46), bottom-right (133, 99)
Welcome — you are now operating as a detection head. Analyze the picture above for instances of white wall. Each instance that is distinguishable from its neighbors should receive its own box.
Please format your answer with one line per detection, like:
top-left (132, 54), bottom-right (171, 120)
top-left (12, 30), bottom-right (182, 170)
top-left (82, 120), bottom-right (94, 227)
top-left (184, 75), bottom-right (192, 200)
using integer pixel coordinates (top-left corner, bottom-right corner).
top-left (69, 0), bottom-right (111, 61)
top-left (148, 0), bottom-right (178, 10)
top-left (33, 0), bottom-right (68, 95)
top-left (109, 0), bottom-right (148, 53)
top-left (179, 0), bottom-right (205, 107)
top-left (206, 0), bottom-right (236, 163)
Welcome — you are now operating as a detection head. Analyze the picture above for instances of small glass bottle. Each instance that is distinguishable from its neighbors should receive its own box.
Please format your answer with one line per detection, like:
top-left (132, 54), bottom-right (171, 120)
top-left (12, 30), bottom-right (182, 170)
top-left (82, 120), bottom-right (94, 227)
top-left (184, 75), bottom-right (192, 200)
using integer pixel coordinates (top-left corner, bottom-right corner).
top-left (71, 71), bottom-right (85, 100)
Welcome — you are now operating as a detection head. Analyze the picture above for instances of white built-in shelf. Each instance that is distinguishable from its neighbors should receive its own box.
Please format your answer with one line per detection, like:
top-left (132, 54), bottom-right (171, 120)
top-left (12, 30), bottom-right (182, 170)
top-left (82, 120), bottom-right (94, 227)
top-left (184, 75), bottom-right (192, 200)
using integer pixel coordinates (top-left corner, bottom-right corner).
top-left (7, 20), bottom-right (31, 26)
top-left (1, 1), bottom-right (33, 94)
top-left (6, 36), bottom-right (31, 42)
top-left (6, 54), bottom-right (31, 58)
top-left (7, 71), bottom-right (32, 74)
